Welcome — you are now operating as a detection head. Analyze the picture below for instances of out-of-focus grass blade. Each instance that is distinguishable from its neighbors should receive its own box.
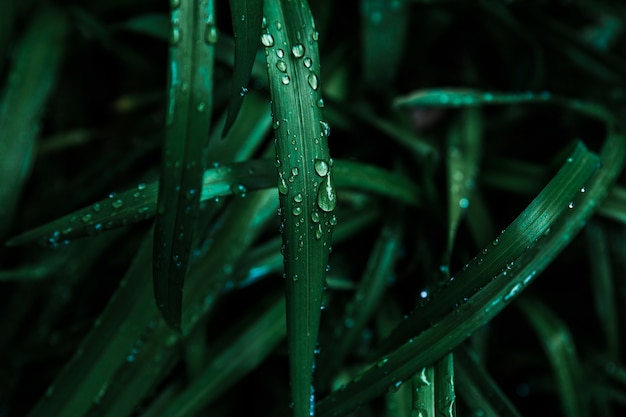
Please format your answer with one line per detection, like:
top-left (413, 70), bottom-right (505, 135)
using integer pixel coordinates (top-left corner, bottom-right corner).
top-left (517, 296), bottom-right (589, 417)
top-left (455, 346), bottom-right (523, 417)
top-left (221, 0), bottom-right (264, 137)
top-left (153, 0), bottom-right (215, 329)
top-left (262, 0), bottom-right (334, 415)
top-left (157, 296), bottom-right (285, 417)
top-left (394, 89), bottom-right (553, 108)
top-left (584, 221), bottom-right (619, 360)
top-left (317, 114), bottom-right (624, 416)
top-left (0, 4), bottom-right (68, 238)
top-left (446, 107), bottom-right (482, 254)
top-left (0, 0), bottom-right (14, 75)
top-left (360, 0), bottom-right (409, 91)
top-left (6, 159), bottom-right (415, 247)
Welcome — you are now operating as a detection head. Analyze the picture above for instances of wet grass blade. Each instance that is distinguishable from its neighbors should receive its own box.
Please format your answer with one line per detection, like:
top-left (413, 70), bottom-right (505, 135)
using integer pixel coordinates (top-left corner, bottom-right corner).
top-left (317, 117), bottom-right (624, 416)
top-left (0, 4), bottom-right (68, 238)
top-left (517, 296), bottom-right (589, 417)
top-left (6, 160), bottom-right (415, 247)
top-left (222, 0), bottom-right (264, 137)
top-left (261, 0), bottom-right (334, 415)
top-left (153, 0), bottom-right (215, 329)
top-left (412, 355), bottom-right (457, 417)
top-left (455, 346), bottom-right (523, 417)
top-left (360, 0), bottom-right (409, 91)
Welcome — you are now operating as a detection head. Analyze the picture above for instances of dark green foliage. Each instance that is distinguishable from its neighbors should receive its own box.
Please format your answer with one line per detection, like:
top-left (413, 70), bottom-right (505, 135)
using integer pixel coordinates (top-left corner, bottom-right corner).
top-left (2, 1), bottom-right (626, 417)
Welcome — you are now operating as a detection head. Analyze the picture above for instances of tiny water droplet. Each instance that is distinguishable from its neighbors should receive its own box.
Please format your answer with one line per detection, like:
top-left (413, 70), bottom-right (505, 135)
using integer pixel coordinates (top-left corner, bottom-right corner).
top-left (170, 24), bottom-right (181, 45)
top-left (459, 197), bottom-right (469, 208)
top-left (307, 72), bottom-right (319, 90)
top-left (291, 43), bottom-right (305, 58)
top-left (316, 98), bottom-right (325, 108)
top-left (314, 159), bottom-right (329, 177)
top-left (319, 120), bottom-right (330, 137)
top-left (197, 101), bottom-right (206, 112)
top-left (272, 119), bottom-right (281, 129)
top-left (81, 213), bottom-right (92, 222)
top-left (278, 172), bottom-right (289, 195)
top-left (281, 75), bottom-right (291, 85)
top-left (291, 167), bottom-right (299, 176)
top-left (568, 201), bottom-right (575, 209)
top-left (377, 358), bottom-right (389, 367)
top-left (317, 173), bottom-right (337, 212)
top-left (239, 87), bottom-right (248, 97)
top-left (315, 224), bottom-right (323, 239)
top-left (292, 206), bottom-right (302, 216)
top-left (311, 211), bottom-right (320, 223)
top-left (276, 48), bottom-right (284, 58)
top-left (112, 199), bottom-right (124, 209)
top-left (303, 57), bottom-right (312, 68)
top-left (292, 274), bottom-right (299, 282)
top-left (137, 183), bottom-right (147, 190)
top-left (275, 21), bottom-right (282, 31)
top-left (293, 193), bottom-right (303, 203)
top-left (231, 184), bottom-right (247, 197)
top-left (205, 23), bottom-right (218, 44)
top-left (276, 60), bottom-right (287, 72)
top-left (492, 237), bottom-right (499, 246)
top-left (93, 203), bottom-right (101, 212)
top-left (580, 187), bottom-right (586, 193)
top-left (260, 32), bottom-right (274, 47)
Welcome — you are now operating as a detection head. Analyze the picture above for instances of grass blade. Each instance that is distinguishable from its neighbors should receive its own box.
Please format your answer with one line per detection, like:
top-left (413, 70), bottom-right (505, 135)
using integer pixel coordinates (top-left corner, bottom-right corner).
top-left (153, 0), bottom-right (215, 329)
top-left (517, 296), bottom-right (589, 417)
top-left (222, 0), bottom-right (264, 137)
top-left (0, 4), bottom-right (68, 238)
top-left (261, 0), bottom-right (334, 415)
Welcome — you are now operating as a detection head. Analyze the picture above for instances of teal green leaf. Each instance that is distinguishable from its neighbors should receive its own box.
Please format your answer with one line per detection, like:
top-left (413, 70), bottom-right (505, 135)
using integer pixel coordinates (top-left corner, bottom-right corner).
top-left (153, 0), bottom-right (215, 330)
top-left (317, 118), bottom-right (624, 416)
top-left (517, 296), bottom-right (589, 417)
top-left (262, 0), bottom-right (333, 415)
top-left (222, 0), bottom-right (264, 137)
top-left (394, 88), bottom-right (553, 108)
top-left (0, 5), bottom-right (68, 238)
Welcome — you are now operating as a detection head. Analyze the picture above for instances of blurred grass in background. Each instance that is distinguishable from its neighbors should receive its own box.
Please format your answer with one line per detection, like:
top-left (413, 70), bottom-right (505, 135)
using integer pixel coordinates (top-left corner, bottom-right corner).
top-left (2, 1), bottom-right (626, 416)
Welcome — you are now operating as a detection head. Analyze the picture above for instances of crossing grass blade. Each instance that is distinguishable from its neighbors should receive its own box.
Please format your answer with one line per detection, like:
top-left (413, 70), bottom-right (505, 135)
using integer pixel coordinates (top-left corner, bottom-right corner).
top-left (261, 0), bottom-right (334, 415)
top-left (0, 4), bottom-right (68, 238)
top-left (517, 296), bottom-right (589, 417)
top-left (153, 0), bottom-right (215, 330)
top-left (6, 159), bottom-right (416, 247)
top-left (222, 0), bottom-right (264, 137)
top-left (317, 114), bottom-right (624, 416)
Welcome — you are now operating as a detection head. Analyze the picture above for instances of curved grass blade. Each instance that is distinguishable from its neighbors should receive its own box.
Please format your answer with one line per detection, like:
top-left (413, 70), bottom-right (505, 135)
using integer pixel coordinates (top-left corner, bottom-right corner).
top-left (517, 296), bottom-right (589, 417)
top-left (6, 159), bottom-right (415, 247)
top-left (0, 4), bottom-right (68, 238)
top-left (262, 0), bottom-right (334, 415)
top-left (222, 0), bottom-right (264, 137)
top-left (317, 119), bottom-right (624, 416)
top-left (360, 0), bottom-right (409, 91)
top-left (455, 346), bottom-right (523, 417)
top-left (153, 0), bottom-right (215, 329)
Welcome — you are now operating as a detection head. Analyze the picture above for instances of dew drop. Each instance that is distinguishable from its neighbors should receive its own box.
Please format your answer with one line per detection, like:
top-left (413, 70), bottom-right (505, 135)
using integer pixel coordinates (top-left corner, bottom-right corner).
top-left (170, 24), bottom-right (181, 45)
top-left (291, 167), bottom-right (299, 177)
top-left (316, 98), bottom-right (325, 108)
top-left (292, 206), bottom-right (302, 216)
top-left (112, 199), bottom-right (124, 209)
top-left (281, 75), bottom-right (291, 85)
top-left (315, 224), bottom-right (323, 239)
top-left (291, 43), bottom-right (305, 58)
top-left (314, 159), bottom-right (329, 177)
top-left (492, 237), bottom-right (499, 246)
top-left (458, 197), bottom-right (469, 208)
top-left (260, 32), bottom-right (274, 47)
top-left (92, 203), bottom-right (101, 212)
top-left (276, 48), bottom-right (284, 58)
top-left (311, 211), bottom-right (320, 223)
top-left (292, 274), bottom-right (299, 282)
top-left (568, 201), bottom-right (575, 209)
top-left (137, 183), bottom-right (147, 190)
top-left (272, 119), bottom-right (281, 130)
top-left (319, 120), bottom-right (331, 137)
top-left (303, 57), bottom-right (312, 68)
top-left (231, 184), bottom-right (247, 197)
top-left (197, 101), bottom-right (206, 112)
top-left (376, 358), bottom-right (389, 368)
top-left (81, 213), bottom-right (92, 222)
top-left (278, 172), bottom-right (289, 195)
top-left (239, 87), bottom-right (248, 97)
top-left (276, 60), bottom-right (287, 72)
top-left (317, 173), bottom-right (337, 212)
top-left (307, 72), bottom-right (319, 90)
top-left (293, 193), bottom-right (303, 203)
top-left (205, 23), bottom-right (218, 44)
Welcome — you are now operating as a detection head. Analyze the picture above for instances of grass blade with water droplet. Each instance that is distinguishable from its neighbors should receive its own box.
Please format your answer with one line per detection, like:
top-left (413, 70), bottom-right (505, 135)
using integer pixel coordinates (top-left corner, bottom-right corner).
top-left (153, 0), bottom-right (215, 329)
top-left (517, 296), bottom-right (589, 417)
top-left (222, 0), bottom-right (264, 137)
top-left (0, 5), bottom-right (68, 238)
top-left (262, 0), bottom-right (333, 415)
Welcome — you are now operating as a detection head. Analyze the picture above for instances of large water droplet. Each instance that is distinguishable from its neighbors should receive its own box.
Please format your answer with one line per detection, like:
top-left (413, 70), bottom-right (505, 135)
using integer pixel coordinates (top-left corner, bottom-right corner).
top-left (291, 43), bottom-right (305, 58)
top-left (317, 174), bottom-right (336, 212)
top-left (314, 159), bottom-right (329, 177)
top-left (260, 33), bottom-right (274, 47)
top-left (307, 72), bottom-right (319, 90)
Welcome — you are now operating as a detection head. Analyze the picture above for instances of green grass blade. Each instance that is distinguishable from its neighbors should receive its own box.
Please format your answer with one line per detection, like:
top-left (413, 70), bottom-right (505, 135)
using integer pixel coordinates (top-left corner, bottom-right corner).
top-left (360, 0), bottom-right (409, 91)
top-left (262, 0), bottom-right (333, 415)
top-left (153, 0), bottom-right (215, 329)
top-left (517, 296), bottom-right (589, 417)
top-left (394, 88), bottom-right (553, 108)
top-left (317, 122), bottom-right (624, 416)
top-left (222, 0), bottom-right (264, 137)
top-left (0, 4), bottom-right (68, 238)
top-left (455, 346), bottom-right (523, 417)
top-left (5, 159), bottom-right (413, 247)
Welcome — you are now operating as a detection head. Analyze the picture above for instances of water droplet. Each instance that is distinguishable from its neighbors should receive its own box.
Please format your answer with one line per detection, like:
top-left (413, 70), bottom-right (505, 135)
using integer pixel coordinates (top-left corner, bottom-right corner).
top-left (568, 201), bottom-right (575, 209)
top-left (291, 167), bottom-right (299, 177)
top-left (112, 199), bottom-right (124, 209)
top-left (292, 206), bottom-right (302, 216)
top-left (205, 23), bottom-right (218, 44)
top-left (307, 72), bottom-right (319, 90)
top-left (239, 87), bottom-right (248, 97)
top-left (317, 173), bottom-right (337, 212)
top-left (231, 184), bottom-right (247, 197)
top-left (275, 21), bottom-right (282, 31)
top-left (315, 224), bottom-right (323, 239)
top-left (81, 213), bottom-right (92, 222)
top-left (314, 159), bottom-right (329, 177)
top-left (312, 31), bottom-right (319, 41)
top-left (92, 203), bottom-right (101, 212)
top-left (329, 214), bottom-right (337, 226)
top-left (492, 237), bottom-right (499, 246)
top-left (291, 43), bottom-right (305, 58)
top-left (137, 183), bottom-right (147, 190)
top-left (197, 101), bottom-right (206, 112)
top-left (459, 197), bottom-right (469, 208)
top-left (278, 172), bottom-right (289, 195)
top-left (316, 98), bottom-right (325, 108)
top-left (580, 187), bottom-right (586, 193)
top-left (320, 120), bottom-right (330, 137)
top-left (272, 119), bottom-right (281, 129)
top-left (276, 60), bottom-right (287, 72)
top-left (170, 24), bottom-right (181, 45)
top-left (292, 274), bottom-right (299, 282)
top-left (303, 57), bottom-right (312, 68)
top-left (276, 48), bottom-right (284, 58)
top-left (137, 206), bottom-right (150, 214)
top-left (281, 75), bottom-right (291, 85)
top-left (260, 32), bottom-right (274, 47)
top-left (311, 211), bottom-right (320, 222)
top-left (377, 358), bottom-right (389, 367)
top-left (293, 193), bottom-right (303, 203)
